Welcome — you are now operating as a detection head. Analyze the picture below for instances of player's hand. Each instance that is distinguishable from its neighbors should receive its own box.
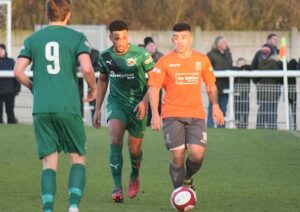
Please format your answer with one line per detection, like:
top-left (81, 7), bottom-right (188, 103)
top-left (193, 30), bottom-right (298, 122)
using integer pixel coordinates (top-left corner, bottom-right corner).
top-left (151, 113), bottom-right (161, 131)
top-left (212, 104), bottom-right (224, 126)
top-left (82, 87), bottom-right (97, 102)
top-left (93, 110), bottom-right (102, 129)
top-left (134, 100), bottom-right (148, 120)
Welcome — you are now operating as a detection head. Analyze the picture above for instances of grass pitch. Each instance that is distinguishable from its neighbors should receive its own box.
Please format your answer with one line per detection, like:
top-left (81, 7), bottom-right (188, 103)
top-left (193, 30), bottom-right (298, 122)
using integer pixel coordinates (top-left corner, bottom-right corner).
top-left (0, 124), bottom-right (300, 212)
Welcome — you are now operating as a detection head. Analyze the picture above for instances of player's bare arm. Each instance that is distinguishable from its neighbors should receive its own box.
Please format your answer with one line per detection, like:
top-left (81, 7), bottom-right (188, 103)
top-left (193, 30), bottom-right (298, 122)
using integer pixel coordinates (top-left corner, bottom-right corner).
top-left (13, 58), bottom-right (32, 91)
top-left (206, 84), bottom-right (224, 126)
top-left (134, 90), bottom-right (149, 120)
top-left (148, 86), bottom-right (161, 131)
top-left (78, 53), bottom-right (97, 102)
top-left (93, 73), bottom-right (108, 128)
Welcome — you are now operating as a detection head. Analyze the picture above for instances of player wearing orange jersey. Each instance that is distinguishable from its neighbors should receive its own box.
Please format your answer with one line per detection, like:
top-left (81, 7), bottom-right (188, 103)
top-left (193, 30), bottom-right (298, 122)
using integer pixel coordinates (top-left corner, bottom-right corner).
top-left (148, 23), bottom-right (224, 190)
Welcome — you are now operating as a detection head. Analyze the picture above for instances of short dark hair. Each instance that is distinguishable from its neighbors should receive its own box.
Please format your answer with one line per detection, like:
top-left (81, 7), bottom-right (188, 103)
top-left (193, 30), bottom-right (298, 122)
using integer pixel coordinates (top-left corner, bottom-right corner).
top-left (0, 43), bottom-right (7, 58)
top-left (267, 33), bottom-right (277, 41)
top-left (109, 20), bottom-right (128, 33)
top-left (144, 36), bottom-right (154, 46)
top-left (172, 23), bottom-right (191, 32)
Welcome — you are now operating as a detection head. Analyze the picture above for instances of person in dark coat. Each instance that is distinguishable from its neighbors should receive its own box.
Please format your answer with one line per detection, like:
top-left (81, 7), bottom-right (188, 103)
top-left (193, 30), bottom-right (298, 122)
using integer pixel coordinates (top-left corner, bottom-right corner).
top-left (0, 43), bottom-right (20, 124)
top-left (252, 43), bottom-right (282, 129)
top-left (143, 36), bottom-right (163, 126)
top-left (287, 59), bottom-right (298, 130)
top-left (207, 36), bottom-right (233, 128)
top-left (233, 57), bottom-right (252, 128)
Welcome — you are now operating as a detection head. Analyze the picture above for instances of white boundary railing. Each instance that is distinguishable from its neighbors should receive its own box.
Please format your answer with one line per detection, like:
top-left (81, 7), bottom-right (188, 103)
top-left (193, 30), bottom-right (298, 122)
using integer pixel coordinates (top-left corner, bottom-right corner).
top-left (1, 70), bottom-right (300, 130)
top-left (214, 71), bottom-right (300, 130)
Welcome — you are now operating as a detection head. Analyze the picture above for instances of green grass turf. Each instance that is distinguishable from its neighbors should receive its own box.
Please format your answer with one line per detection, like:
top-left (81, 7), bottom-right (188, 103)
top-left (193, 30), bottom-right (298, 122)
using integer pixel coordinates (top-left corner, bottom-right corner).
top-left (1, 124), bottom-right (300, 212)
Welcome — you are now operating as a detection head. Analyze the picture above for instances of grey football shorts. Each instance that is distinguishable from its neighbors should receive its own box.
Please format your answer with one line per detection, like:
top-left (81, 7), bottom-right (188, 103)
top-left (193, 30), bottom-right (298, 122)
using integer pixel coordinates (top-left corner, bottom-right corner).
top-left (162, 117), bottom-right (207, 150)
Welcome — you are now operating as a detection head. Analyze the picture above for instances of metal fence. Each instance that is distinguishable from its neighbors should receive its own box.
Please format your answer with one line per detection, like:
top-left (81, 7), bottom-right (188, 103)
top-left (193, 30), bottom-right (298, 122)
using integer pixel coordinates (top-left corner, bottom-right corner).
top-left (1, 70), bottom-right (300, 130)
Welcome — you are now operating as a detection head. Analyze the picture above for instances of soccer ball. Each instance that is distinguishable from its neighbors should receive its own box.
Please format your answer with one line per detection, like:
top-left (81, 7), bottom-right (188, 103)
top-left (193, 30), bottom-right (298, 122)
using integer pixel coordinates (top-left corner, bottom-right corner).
top-left (170, 186), bottom-right (197, 211)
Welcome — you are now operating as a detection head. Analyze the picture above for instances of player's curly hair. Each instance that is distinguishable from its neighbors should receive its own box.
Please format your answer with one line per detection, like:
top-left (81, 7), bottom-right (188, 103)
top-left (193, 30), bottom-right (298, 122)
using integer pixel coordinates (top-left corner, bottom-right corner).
top-left (109, 20), bottom-right (128, 33)
top-left (173, 23), bottom-right (191, 32)
top-left (46, 0), bottom-right (71, 22)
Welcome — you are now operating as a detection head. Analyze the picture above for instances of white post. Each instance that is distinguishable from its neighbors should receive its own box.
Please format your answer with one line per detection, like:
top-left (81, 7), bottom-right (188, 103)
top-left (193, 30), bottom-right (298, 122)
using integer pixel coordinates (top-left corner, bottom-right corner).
top-left (281, 38), bottom-right (290, 130)
top-left (228, 76), bottom-right (235, 128)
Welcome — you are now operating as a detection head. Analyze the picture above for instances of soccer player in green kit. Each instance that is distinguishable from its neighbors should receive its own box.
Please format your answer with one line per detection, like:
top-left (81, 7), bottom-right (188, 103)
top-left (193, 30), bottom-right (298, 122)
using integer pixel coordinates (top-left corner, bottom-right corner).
top-left (93, 20), bottom-right (155, 203)
top-left (13, 1), bottom-right (97, 212)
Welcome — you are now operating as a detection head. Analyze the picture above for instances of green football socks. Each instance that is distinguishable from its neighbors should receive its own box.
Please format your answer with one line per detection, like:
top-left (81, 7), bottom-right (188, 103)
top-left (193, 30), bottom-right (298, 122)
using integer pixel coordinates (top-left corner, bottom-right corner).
top-left (68, 164), bottom-right (86, 209)
top-left (130, 151), bottom-right (142, 180)
top-left (41, 169), bottom-right (56, 212)
top-left (110, 144), bottom-right (123, 189)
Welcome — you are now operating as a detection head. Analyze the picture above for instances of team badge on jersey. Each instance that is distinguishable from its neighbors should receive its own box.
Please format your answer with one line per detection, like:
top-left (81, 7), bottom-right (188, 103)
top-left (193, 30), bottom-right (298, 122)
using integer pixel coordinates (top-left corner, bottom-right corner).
top-left (127, 57), bottom-right (136, 66)
top-left (144, 56), bottom-right (153, 65)
top-left (195, 61), bottom-right (202, 71)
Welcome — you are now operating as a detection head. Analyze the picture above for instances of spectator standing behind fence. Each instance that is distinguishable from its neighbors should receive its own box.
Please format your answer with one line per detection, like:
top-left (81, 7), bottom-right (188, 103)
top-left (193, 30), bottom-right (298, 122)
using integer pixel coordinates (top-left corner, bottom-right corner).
top-left (252, 39), bottom-right (283, 129)
top-left (143, 36), bottom-right (164, 126)
top-left (287, 58), bottom-right (298, 130)
top-left (0, 43), bottom-right (20, 124)
top-left (232, 57), bottom-right (252, 128)
top-left (207, 36), bottom-right (232, 128)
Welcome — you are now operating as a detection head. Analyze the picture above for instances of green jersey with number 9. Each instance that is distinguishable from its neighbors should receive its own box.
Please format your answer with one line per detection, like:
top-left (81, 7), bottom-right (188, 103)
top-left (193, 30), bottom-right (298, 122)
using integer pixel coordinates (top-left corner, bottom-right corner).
top-left (18, 25), bottom-right (91, 115)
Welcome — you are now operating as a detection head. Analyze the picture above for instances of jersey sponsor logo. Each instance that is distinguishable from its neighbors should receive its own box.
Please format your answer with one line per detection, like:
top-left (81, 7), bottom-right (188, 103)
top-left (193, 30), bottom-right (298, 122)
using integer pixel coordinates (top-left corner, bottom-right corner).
top-left (169, 63), bottom-right (181, 67)
top-left (127, 57), bottom-right (136, 66)
top-left (110, 71), bottom-right (135, 79)
top-left (144, 56), bottom-right (153, 65)
top-left (175, 73), bottom-right (199, 84)
top-left (195, 61), bottom-right (202, 71)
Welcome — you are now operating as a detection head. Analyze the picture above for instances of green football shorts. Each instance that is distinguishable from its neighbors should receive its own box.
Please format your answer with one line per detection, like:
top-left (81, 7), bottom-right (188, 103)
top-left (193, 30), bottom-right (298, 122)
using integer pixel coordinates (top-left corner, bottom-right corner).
top-left (107, 103), bottom-right (147, 138)
top-left (33, 113), bottom-right (86, 159)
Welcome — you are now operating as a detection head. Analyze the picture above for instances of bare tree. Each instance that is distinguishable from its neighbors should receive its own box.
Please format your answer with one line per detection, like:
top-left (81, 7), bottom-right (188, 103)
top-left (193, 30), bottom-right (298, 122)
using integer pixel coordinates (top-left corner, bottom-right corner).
top-left (10, 0), bottom-right (300, 30)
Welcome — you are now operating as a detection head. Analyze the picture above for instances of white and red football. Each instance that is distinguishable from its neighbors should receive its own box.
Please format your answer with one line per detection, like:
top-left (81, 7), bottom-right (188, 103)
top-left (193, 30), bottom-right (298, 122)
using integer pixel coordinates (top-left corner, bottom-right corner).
top-left (170, 186), bottom-right (197, 211)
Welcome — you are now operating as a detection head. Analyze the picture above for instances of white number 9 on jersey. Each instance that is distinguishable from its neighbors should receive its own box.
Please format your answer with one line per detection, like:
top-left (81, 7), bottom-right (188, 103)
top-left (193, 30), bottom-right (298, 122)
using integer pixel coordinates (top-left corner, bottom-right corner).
top-left (45, 42), bottom-right (60, 74)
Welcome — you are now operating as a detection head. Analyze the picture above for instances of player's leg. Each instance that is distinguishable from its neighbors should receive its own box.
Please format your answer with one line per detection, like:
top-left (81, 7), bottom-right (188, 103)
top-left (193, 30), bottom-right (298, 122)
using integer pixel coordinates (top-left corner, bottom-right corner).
top-left (169, 148), bottom-right (186, 188)
top-left (34, 114), bottom-right (61, 212)
top-left (41, 152), bottom-right (59, 212)
top-left (108, 119), bottom-right (126, 202)
top-left (126, 112), bottom-right (147, 198)
top-left (127, 134), bottom-right (143, 198)
top-left (54, 113), bottom-right (87, 211)
top-left (185, 119), bottom-right (207, 188)
top-left (163, 118), bottom-right (186, 188)
top-left (68, 154), bottom-right (86, 212)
